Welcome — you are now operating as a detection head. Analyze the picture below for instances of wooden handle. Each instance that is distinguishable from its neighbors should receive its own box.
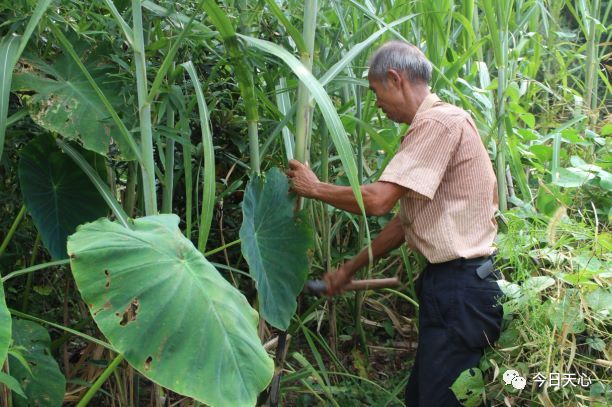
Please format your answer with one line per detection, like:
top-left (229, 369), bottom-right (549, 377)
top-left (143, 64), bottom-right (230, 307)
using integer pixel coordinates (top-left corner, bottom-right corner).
top-left (344, 277), bottom-right (400, 291)
top-left (303, 277), bottom-right (400, 296)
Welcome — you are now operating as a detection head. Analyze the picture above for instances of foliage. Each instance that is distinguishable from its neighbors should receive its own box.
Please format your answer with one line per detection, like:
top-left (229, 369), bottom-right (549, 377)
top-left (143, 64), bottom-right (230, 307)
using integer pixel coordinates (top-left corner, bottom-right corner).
top-left (68, 214), bottom-right (274, 406)
top-left (240, 167), bottom-right (313, 330)
top-left (18, 134), bottom-right (108, 259)
top-left (0, 0), bottom-right (609, 405)
top-left (9, 319), bottom-right (65, 407)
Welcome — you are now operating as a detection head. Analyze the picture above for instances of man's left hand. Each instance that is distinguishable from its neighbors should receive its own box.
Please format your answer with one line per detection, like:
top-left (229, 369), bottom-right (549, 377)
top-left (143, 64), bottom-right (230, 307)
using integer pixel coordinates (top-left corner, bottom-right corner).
top-left (287, 159), bottom-right (320, 198)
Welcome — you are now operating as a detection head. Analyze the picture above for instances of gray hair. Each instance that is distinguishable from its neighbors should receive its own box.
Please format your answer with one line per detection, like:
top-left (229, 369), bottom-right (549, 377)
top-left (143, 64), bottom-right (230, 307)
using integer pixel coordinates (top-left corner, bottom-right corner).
top-left (368, 41), bottom-right (432, 84)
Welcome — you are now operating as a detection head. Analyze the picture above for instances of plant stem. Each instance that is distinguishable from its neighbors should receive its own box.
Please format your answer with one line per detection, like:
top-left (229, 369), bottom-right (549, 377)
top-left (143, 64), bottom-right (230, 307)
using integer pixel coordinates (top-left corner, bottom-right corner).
top-left (124, 161), bottom-right (138, 218)
top-left (2, 259), bottom-right (70, 283)
top-left (0, 205), bottom-right (25, 258)
top-left (294, 0), bottom-right (318, 164)
top-left (162, 102), bottom-right (175, 214)
top-left (584, 0), bottom-right (601, 123)
top-left (269, 3), bottom-right (318, 405)
top-left (201, 0), bottom-right (260, 174)
top-left (203, 239), bottom-right (241, 256)
top-left (76, 353), bottom-right (124, 407)
top-left (21, 232), bottom-right (40, 312)
top-left (132, 0), bottom-right (157, 215)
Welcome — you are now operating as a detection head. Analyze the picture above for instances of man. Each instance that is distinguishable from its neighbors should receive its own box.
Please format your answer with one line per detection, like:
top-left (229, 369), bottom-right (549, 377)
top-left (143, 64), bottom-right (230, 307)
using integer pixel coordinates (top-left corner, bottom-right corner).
top-left (287, 41), bottom-right (503, 406)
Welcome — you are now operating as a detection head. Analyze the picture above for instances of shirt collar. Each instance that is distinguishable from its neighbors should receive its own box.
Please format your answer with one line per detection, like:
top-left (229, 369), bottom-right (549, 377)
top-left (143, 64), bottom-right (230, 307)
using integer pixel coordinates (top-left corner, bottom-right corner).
top-left (415, 93), bottom-right (440, 117)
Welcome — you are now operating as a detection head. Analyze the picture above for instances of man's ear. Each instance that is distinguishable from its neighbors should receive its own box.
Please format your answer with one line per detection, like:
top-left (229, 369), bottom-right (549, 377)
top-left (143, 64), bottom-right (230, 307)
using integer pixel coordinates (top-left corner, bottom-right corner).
top-left (386, 69), bottom-right (403, 88)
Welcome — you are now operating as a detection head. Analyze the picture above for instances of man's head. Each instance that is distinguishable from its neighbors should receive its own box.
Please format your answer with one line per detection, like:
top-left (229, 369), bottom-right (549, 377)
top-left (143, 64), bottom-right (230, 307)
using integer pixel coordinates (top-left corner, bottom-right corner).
top-left (368, 41), bottom-right (432, 124)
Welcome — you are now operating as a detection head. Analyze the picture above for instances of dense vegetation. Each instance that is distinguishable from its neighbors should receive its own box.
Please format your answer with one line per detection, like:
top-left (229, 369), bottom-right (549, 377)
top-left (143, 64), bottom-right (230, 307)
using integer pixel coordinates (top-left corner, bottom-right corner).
top-left (0, 0), bottom-right (610, 406)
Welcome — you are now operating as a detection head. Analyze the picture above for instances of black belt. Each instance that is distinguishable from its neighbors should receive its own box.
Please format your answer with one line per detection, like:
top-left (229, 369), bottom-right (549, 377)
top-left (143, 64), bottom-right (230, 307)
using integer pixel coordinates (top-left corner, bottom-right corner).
top-left (429, 255), bottom-right (501, 280)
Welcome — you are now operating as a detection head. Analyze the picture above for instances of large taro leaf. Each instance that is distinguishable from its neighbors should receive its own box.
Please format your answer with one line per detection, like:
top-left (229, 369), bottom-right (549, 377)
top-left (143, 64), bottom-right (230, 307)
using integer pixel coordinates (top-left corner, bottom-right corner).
top-left (18, 134), bottom-right (108, 260)
top-left (9, 319), bottom-right (66, 407)
top-left (11, 42), bottom-right (135, 160)
top-left (0, 279), bottom-right (10, 365)
top-left (67, 214), bottom-right (274, 407)
top-left (451, 368), bottom-right (485, 407)
top-left (240, 167), bottom-right (313, 330)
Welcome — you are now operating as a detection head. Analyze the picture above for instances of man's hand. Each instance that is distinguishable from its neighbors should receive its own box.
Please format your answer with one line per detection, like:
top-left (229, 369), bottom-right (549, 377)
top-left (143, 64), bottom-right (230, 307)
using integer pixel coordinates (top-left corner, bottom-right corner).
top-left (322, 265), bottom-right (352, 296)
top-left (287, 159), bottom-right (320, 198)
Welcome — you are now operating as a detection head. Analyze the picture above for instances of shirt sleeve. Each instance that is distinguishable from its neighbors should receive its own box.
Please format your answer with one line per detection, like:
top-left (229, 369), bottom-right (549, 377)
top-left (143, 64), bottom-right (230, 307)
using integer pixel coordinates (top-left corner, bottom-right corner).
top-left (379, 118), bottom-right (460, 199)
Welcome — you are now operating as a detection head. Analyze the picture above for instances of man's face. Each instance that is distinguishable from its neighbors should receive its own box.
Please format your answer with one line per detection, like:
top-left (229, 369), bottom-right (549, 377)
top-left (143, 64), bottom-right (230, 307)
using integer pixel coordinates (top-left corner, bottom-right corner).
top-left (369, 77), bottom-right (403, 123)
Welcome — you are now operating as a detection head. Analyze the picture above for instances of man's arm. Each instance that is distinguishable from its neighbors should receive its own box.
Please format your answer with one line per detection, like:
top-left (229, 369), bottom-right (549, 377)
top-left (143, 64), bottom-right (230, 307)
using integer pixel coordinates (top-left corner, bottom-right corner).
top-left (287, 159), bottom-right (406, 216)
top-left (324, 214), bottom-right (405, 295)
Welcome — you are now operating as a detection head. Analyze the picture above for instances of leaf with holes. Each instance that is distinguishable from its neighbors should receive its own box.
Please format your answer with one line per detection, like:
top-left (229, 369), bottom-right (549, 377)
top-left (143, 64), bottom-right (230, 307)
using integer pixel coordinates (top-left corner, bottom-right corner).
top-left (67, 214), bottom-right (273, 407)
top-left (240, 167), bottom-right (313, 330)
top-left (18, 134), bottom-right (108, 259)
top-left (9, 319), bottom-right (65, 407)
top-left (12, 41), bottom-right (135, 159)
top-left (451, 367), bottom-right (485, 407)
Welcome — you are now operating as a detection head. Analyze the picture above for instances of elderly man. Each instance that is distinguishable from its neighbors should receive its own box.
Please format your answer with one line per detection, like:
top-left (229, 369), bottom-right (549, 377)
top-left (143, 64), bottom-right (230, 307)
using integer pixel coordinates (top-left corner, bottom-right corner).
top-left (287, 40), bottom-right (503, 406)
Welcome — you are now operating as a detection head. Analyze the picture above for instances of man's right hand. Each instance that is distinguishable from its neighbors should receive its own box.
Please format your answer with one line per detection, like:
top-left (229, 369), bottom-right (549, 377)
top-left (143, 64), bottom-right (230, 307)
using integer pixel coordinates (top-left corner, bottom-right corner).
top-left (322, 265), bottom-right (353, 296)
top-left (286, 159), bottom-right (320, 199)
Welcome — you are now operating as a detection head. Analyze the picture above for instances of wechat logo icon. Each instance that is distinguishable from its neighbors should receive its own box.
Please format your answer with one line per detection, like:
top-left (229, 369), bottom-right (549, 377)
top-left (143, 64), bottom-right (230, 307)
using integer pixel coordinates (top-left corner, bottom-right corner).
top-left (503, 369), bottom-right (527, 390)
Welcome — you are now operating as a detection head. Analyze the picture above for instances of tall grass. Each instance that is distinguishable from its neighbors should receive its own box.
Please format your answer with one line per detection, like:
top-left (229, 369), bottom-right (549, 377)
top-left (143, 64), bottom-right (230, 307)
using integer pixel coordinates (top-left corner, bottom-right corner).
top-left (0, 0), bottom-right (609, 405)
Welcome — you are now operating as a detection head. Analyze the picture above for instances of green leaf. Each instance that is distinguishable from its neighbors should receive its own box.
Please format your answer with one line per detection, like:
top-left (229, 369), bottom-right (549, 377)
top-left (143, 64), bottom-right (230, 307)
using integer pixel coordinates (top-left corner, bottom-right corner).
top-left (553, 167), bottom-right (594, 188)
top-left (523, 276), bottom-right (555, 293)
top-left (0, 0), bottom-right (52, 161)
top-left (237, 34), bottom-right (366, 218)
top-left (57, 139), bottom-right (130, 229)
top-left (586, 337), bottom-right (606, 351)
top-left (519, 112), bottom-right (535, 129)
top-left (547, 292), bottom-right (585, 333)
top-left (240, 168), bottom-right (313, 330)
top-left (0, 371), bottom-right (26, 399)
top-left (0, 35), bottom-right (20, 162)
top-left (12, 42), bottom-right (135, 159)
top-left (597, 170), bottom-right (612, 191)
top-left (0, 279), bottom-right (10, 365)
top-left (586, 288), bottom-right (612, 318)
top-left (9, 319), bottom-right (66, 407)
top-left (18, 134), bottom-right (108, 260)
top-left (181, 62), bottom-right (215, 252)
top-left (536, 183), bottom-right (569, 217)
top-left (450, 368), bottom-right (485, 407)
top-left (529, 144), bottom-right (552, 163)
top-left (67, 214), bottom-right (274, 407)
top-left (496, 320), bottom-right (520, 348)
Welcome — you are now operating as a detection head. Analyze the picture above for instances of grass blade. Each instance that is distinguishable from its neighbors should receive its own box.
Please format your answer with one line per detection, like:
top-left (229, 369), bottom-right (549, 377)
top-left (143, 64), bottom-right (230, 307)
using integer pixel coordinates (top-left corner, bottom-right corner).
top-left (2, 259), bottom-right (71, 283)
top-left (319, 14), bottom-right (417, 87)
top-left (57, 140), bottom-right (130, 229)
top-left (275, 77), bottom-right (295, 161)
top-left (0, 35), bottom-right (20, 161)
top-left (182, 61), bottom-right (215, 252)
top-left (101, 0), bottom-right (134, 45)
top-left (238, 34), bottom-right (367, 217)
top-left (147, 12), bottom-right (197, 103)
top-left (263, 0), bottom-right (307, 54)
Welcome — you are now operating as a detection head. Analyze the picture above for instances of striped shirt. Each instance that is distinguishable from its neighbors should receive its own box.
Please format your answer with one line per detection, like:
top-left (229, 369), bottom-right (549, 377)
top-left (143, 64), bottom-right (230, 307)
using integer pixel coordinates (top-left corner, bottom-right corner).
top-left (379, 93), bottom-right (498, 263)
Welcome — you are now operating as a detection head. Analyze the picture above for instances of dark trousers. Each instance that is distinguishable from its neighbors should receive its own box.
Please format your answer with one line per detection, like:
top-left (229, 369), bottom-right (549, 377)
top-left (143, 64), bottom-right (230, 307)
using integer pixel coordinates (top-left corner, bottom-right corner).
top-left (404, 258), bottom-right (504, 407)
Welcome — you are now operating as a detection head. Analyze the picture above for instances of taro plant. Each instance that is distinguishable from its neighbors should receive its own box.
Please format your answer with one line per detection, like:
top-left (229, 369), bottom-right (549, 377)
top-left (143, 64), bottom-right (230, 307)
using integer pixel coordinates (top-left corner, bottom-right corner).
top-left (0, 0), bottom-right (610, 406)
